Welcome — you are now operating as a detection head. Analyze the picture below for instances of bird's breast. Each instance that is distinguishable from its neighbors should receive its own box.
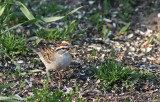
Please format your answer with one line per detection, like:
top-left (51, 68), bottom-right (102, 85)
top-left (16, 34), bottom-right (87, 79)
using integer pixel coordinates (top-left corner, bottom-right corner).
top-left (52, 54), bottom-right (72, 70)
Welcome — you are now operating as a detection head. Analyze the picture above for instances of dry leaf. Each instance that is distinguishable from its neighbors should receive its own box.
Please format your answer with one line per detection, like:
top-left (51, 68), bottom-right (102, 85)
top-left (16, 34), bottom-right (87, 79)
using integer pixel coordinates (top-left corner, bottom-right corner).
top-left (142, 83), bottom-right (150, 90)
top-left (149, 60), bottom-right (160, 64)
top-left (107, 23), bottom-right (114, 30)
top-left (10, 20), bottom-right (15, 26)
top-left (129, 65), bottom-right (138, 70)
top-left (0, 73), bottom-right (3, 77)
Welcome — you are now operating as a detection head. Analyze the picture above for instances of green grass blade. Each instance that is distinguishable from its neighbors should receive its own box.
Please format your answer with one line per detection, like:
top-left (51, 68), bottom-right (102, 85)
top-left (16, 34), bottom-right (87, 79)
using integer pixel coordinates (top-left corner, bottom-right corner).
top-left (39, 6), bottom-right (82, 23)
top-left (119, 22), bottom-right (130, 34)
top-left (0, 3), bottom-right (6, 6)
top-left (28, 69), bottom-right (44, 73)
top-left (0, 95), bottom-right (17, 102)
top-left (17, 1), bottom-right (35, 20)
top-left (0, 5), bottom-right (6, 17)
top-left (0, 83), bottom-right (17, 90)
top-left (17, 1), bottom-right (81, 24)
top-left (41, 16), bottom-right (65, 22)
top-left (16, 1), bottom-right (42, 28)
top-left (8, 95), bottom-right (26, 101)
top-left (1, 19), bottom-right (39, 34)
top-left (67, 6), bottom-right (82, 16)
top-left (1, 23), bottom-right (22, 34)
top-left (0, 95), bottom-right (26, 102)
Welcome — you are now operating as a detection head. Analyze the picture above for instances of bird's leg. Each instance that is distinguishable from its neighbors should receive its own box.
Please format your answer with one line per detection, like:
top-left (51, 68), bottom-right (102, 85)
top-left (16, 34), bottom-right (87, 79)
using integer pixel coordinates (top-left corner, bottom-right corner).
top-left (49, 77), bottom-right (56, 86)
top-left (57, 71), bottom-right (62, 80)
top-left (46, 70), bottom-right (56, 86)
top-left (57, 71), bottom-right (65, 81)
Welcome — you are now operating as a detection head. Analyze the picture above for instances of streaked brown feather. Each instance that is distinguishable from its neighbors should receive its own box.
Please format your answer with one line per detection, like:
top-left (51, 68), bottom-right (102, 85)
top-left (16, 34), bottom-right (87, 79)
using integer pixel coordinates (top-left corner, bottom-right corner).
top-left (40, 47), bottom-right (55, 64)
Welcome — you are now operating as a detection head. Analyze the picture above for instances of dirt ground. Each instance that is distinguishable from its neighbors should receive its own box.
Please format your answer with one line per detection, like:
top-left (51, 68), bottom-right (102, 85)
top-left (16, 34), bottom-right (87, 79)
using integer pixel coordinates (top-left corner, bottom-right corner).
top-left (0, 0), bottom-right (160, 101)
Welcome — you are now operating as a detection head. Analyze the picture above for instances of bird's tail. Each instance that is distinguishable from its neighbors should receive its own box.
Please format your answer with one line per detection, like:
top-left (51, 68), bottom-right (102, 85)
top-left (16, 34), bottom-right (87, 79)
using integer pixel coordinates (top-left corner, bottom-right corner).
top-left (28, 46), bottom-right (40, 53)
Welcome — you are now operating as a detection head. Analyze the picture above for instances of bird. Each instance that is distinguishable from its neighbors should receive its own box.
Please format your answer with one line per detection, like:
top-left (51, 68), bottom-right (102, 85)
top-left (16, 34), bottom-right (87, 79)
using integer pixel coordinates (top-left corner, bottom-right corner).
top-left (28, 41), bottom-right (72, 85)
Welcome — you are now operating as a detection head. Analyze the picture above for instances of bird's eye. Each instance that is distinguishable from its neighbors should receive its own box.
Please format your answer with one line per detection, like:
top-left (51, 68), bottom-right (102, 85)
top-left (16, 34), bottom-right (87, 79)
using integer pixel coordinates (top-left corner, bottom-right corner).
top-left (61, 48), bottom-right (67, 51)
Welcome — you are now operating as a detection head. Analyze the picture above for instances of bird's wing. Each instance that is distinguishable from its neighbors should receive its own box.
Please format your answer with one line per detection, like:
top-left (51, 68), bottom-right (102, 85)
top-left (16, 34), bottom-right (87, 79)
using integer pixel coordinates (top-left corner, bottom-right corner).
top-left (40, 47), bottom-right (56, 64)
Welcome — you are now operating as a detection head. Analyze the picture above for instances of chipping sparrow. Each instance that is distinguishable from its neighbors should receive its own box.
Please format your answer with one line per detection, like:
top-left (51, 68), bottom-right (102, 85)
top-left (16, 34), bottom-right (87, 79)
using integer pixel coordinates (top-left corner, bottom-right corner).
top-left (29, 41), bottom-right (72, 80)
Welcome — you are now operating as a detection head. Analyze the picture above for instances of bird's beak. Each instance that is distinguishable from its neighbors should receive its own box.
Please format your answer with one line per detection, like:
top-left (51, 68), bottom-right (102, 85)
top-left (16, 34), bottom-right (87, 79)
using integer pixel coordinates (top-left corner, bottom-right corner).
top-left (68, 47), bottom-right (72, 52)
top-left (67, 44), bottom-right (73, 52)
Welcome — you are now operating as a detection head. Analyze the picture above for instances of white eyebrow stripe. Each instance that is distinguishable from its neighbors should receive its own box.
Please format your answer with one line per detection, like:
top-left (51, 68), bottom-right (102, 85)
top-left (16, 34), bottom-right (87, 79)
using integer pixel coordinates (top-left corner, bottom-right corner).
top-left (61, 41), bottom-right (68, 43)
top-left (55, 46), bottom-right (69, 51)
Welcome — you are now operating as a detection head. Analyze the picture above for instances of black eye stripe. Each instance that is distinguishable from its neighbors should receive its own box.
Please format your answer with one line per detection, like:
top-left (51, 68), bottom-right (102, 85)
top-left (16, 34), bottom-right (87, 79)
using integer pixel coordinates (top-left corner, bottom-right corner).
top-left (56, 48), bottom-right (68, 52)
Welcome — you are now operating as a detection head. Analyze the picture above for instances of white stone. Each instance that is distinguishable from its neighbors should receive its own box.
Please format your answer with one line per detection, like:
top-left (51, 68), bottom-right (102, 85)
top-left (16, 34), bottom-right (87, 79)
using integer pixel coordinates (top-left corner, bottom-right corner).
top-left (27, 36), bottom-right (39, 42)
top-left (141, 48), bottom-right (146, 52)
top-left (98, 3), bottom-right (102, 10)
top-left (140, 31), bottom-right (145, 35)
top-left (146, 29), bottom-right (153, 34)
top-left (103, 18), bottom-right (112, 23)
top-left (146, 47), bottom-right (152, 52)
top-left (17, 60), bottom-right (23, 64)
top-left (101, 54), bottom-right (105, 58)
top-left (157, 13), bottom-right (160, 18)
top-left (88, 1), bottom-right (94, 5)
top-left (129, 46), bottom-right (135, 52)
top-left (128, 52), bottom-right (132, 55)
top-left (96, 79), bottom-right (100, 84)
top-left (15, 94), bottom-right (21, 98)
top-left (16, 28), bottom-right (21, 33)
top-left (127, 34), bottom-right (133, 39)
top-left (137, 53), bottom-right (145, 57)
top-left (113, 23), bottom-right (116, 28)
top-left (115, 47), bottom-right (120, 51)
top-left (88, 44), bottom-right (101, 51)
top-left (87, 77), bottom-right (90, 82)
top-left (4, 63), bottom-right (7, 67)
top-left (142, 58), bottom-right (147, 62)
top-left (147, 57), bottom-right (155, 60)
